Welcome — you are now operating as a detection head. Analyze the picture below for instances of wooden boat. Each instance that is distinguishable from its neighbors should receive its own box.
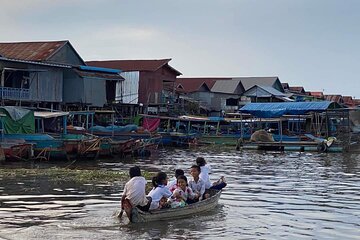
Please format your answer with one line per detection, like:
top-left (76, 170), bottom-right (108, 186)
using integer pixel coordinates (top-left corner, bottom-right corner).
top-left (124, 189), bottom-right (222, 223)
top-left (0, 139), bottom-right (33, 161)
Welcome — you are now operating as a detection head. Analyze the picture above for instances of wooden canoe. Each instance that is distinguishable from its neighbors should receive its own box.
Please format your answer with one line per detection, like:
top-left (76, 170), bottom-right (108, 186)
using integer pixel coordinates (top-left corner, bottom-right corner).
top-left (126, 189), bottom-right (222, 223)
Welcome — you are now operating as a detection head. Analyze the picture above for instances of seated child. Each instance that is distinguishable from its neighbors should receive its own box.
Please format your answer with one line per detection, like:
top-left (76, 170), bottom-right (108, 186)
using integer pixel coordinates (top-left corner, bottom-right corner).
top-left (148, 172), bottom-right (172, 210)
top-left (158, 196), bottom-right (170, 209)
top-left (121, 166), bottom-right (151, 212)
top-left (167, 169), bottom-right (184, 189)
top-left (188, 165), bottom-right (206, 202)
top-left (196, 157), bottom-right (227, 199)
top-left (196, 157), bottom-right (212, 189)
top-left (168, 175), bottom-right (195, 208)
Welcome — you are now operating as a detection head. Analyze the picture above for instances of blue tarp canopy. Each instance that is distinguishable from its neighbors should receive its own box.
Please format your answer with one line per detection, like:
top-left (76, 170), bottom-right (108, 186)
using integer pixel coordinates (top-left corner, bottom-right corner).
top-left (239, 101), bottom-right (340, 118)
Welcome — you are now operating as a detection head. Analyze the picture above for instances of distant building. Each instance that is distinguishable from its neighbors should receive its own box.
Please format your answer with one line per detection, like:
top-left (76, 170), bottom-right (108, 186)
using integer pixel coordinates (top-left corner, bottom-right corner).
top-left (241, 85), bottom-right (293, 104)
top-left (86, 59), bottom-right (182, 113)
top-left (0, 40), bottom-right (123, 109)
top-left (176, 76), bottom-right (286, 115)
top-left (324, 94), bottom-right (344, 104)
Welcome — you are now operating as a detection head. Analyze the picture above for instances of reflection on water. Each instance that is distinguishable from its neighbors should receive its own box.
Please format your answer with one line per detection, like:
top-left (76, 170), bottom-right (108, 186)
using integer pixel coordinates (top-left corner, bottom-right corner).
top-left (0, 147), bottom-right (359, 239)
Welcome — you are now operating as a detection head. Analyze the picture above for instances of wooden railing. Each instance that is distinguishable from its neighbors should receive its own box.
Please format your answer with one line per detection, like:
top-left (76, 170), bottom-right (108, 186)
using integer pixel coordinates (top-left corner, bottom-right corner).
top-left (0, 87), bottom-right (30, 100)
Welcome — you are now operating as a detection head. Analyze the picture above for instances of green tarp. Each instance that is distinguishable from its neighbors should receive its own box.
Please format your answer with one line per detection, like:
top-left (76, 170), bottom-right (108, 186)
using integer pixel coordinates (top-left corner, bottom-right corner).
top-left (0, 107), bottom-right (35, 134)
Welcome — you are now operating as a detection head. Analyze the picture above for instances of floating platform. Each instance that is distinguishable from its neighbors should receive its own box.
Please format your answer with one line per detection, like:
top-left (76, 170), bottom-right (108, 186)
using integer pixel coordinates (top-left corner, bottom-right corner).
top-left (239, 141), bottom-right (343, 153)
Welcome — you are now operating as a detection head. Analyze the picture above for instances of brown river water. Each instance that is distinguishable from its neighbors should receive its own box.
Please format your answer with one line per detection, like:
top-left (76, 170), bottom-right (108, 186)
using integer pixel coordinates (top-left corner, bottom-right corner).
top-left (0, 146), bottom-right (359, 239)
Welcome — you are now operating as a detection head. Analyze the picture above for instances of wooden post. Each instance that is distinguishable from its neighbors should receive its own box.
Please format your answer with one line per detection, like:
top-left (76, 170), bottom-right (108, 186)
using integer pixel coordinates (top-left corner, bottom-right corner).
top-left (63, 115), bottom-right (67, 135)
top-left (91, 113), bottom-right (94, 134)
top-left (112, 113), bottom-right (115, 137)
top-left (240, 113), bottom-right (243, 140)
top-left (279, 118), bottom-right (283, 143)
top-left (1, 69), bottom-right (5, 105)
top-left (216, 121), bottom-right (220, 135)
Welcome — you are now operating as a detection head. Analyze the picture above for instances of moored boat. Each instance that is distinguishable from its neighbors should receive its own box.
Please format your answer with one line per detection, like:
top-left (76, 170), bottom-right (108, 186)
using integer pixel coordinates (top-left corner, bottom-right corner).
top-left (123, 189), bottom-right (222, 223)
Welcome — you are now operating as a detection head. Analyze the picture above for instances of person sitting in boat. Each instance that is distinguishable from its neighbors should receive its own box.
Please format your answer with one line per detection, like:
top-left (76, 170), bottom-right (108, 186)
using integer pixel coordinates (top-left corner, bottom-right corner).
top-left (188, 165), bottom-right (206, 203)
top-left (196, 157), bottom-right (227, 192)
top-left (121, 166), bottom-right (152, 212)
top-left (196, 157), bottom-right (212, 189)
top-left (158, 196), bottom-right (170, 209)
top-left (168, 175), bottom-right (195, 208)
top-left (167, 169), bottom-right (185, 189)
top-left (148, 172), bottom-right (172, 210)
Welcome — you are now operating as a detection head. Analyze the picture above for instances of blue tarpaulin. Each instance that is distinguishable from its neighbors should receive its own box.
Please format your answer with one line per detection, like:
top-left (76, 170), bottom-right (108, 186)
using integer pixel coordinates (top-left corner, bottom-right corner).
top-left (239, 101), bottom-right (340, 118)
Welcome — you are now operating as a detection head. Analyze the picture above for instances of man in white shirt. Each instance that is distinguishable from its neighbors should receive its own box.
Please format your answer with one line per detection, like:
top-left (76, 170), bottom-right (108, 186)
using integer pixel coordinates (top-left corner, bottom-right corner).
top-left (121, 166), bottom-right (151, 212)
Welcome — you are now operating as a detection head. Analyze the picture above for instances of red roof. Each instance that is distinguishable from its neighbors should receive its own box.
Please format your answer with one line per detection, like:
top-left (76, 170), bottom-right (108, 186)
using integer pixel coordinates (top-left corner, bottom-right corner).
top-left (309, 91), bottom-right (324, 98)
top-left (343, 96), bottom-right (354, 106)
top-left (86, 59), bottom-right (182, 75)
top-left (176, 77), bottom-right (230, 93)
top-left (0, 40), bottom-right (67, 61)
top-left (324, 94), bottom-right (343, 103)
top-left (288, 86), bottom-right (305, 93)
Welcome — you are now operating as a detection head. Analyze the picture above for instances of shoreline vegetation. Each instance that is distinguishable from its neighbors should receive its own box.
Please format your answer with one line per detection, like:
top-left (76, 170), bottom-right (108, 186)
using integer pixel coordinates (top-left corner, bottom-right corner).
top-left (0, 167), bottom-right (154, 184)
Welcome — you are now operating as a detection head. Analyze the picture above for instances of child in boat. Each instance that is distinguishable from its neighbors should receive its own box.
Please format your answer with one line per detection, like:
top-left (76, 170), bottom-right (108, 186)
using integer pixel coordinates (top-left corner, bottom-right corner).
top-left (148, 172), bottom-right (172, 210)
top-left (158, 196), bottom-right (170, 209)
top-left (196, 157), bottom-right (212, 189)
top-left (167, 169), bottom-right (184, 189)
top-left (196, 157), bottom-right (227, 191)
top-left (121, 166), bottom-right (151, 212)
top-left (168, 175), bottom-right (195, 208)
top-left (188, 165), bottom-right (206, 202)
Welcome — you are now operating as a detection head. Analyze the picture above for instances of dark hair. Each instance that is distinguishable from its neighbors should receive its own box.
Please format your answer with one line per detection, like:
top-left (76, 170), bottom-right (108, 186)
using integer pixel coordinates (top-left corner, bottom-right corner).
top-left (176, 175), bottom-right (188, 185)
top-left (175, 169), bottom-right (185, 178)
top-left (191, 165), bottom-right (201, 172)
top-left (196, 157), bottom-right (206, 167)
top-left (152, 171), bottom-right (168, 188)
top-left (129, 166), bottom-right (141, 178)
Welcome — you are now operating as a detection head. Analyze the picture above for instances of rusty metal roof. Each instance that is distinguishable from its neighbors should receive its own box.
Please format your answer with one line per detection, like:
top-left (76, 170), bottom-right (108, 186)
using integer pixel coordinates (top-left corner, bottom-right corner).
top-left (86, 59), bottom-right (182, 75)
top-left (176, 77), bottom-right (228, 93)
top-left (0, 40), bottom-right (68, 61)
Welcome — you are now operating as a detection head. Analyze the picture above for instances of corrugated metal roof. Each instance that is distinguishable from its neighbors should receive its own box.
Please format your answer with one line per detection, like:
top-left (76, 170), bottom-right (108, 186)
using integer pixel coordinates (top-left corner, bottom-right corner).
top-left (34, 111), bottom-right (69, 118)
top-left (176, 77), bottom-right (226, 93)
top-left (240, 101), bottom-right (340, 118)
top-left (243, 85), bottom-right (286, 97)
top-left (86, 59), bottom-right (182, 75)
top-left (0, 56), bottom-right (71, 68)
top-left (324, 95), bottom-right (343, 103)
top-left (211, 79), bottom-right (242, 94)
top-left (74, 69), bottom-right (124, 81)
top-left (233, 77), bottom-right (280, 91)
top-left (79, 65), bottom-right (121, 74)
top-left (288, 86), bottom-right (305, 93)
top-left (309, 91), bottom-right (324, 98)
top-left (0, 41), bottom-right (67, 61)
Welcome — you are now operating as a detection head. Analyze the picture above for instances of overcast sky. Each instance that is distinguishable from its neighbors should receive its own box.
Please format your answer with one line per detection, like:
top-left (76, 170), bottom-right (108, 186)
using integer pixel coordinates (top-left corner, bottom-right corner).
top-left (1, 0), bottom-right (359, 97)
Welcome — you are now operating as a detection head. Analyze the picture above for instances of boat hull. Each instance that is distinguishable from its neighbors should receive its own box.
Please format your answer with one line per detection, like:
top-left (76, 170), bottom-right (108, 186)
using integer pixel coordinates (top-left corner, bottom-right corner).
top-left (129, 189), bottom-right (221, 223)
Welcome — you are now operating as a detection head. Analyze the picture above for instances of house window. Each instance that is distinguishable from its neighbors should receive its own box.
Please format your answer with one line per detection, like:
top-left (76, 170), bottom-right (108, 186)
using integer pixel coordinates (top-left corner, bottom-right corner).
top-left (226, 98), bottom-right (238, 106)
top-left (4, 71), bottom-right (30, 89)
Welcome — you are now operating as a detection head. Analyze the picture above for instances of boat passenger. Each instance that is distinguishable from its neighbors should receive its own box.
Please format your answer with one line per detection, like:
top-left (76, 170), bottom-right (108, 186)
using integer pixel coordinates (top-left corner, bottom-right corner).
top-left (196, 157), bottom-right (212, 189)
top-left (148, 172), bottom-right (172, 210)
top-left (188, 165), bottom-right (206, 203)
top-left (167, 169), bottom-right (185, 189)
top-left (168, 175), bottom-right (195, 208)
top-left (196, 157), bottom-right (227, 191)
top-left (121, 166), bottom-right (152, 212)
